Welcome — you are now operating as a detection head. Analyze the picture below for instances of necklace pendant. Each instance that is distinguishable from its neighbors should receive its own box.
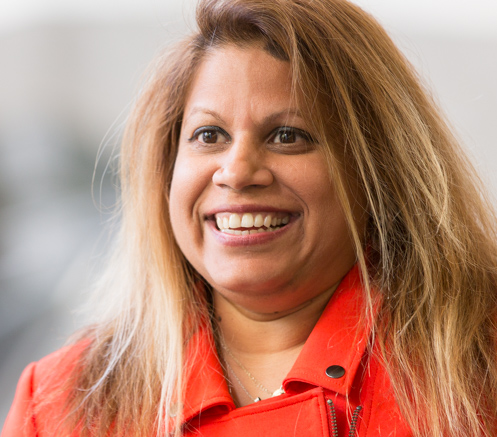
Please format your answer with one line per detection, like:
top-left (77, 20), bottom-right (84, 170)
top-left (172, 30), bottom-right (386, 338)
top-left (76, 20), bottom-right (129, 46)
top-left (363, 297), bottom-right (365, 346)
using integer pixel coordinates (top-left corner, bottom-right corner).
top-left (272, 386), bottom-right (285, 397)
top-left (254, 397), bottom-right (262, 402)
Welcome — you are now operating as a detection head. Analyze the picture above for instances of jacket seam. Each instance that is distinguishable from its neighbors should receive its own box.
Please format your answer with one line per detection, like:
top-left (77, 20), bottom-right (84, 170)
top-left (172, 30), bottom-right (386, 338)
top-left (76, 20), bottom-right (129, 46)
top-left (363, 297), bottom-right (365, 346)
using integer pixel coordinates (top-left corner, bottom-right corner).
top-left (190, 393), bottom-right (321, 424)
top-left (359, 356), bottom-right (379, 436)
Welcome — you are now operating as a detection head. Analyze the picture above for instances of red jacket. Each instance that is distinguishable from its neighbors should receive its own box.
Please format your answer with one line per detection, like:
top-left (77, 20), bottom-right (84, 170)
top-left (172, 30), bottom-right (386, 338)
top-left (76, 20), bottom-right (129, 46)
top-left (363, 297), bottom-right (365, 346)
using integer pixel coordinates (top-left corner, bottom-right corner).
top-left (2, 266), bottom-right (412, 436)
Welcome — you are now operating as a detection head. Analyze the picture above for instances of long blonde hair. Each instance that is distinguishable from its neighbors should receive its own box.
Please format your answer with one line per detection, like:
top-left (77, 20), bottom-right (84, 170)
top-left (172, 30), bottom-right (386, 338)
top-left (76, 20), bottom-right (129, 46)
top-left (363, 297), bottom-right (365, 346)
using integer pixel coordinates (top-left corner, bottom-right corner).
top-left (55, 0), bottom-right (497, 435)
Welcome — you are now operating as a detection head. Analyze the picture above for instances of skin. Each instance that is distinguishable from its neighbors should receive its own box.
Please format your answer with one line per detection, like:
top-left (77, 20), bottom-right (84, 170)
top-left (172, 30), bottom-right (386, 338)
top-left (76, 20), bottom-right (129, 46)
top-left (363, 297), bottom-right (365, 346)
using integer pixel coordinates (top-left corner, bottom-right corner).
top-left (169, 44), bottom-right (363, 406)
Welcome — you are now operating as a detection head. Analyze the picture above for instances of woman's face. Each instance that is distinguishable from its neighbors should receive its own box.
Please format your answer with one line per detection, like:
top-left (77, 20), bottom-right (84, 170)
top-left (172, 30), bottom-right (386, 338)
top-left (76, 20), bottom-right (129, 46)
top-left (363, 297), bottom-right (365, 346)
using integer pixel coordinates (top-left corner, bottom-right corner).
top-left (169, 44), bottom-right (361, 314)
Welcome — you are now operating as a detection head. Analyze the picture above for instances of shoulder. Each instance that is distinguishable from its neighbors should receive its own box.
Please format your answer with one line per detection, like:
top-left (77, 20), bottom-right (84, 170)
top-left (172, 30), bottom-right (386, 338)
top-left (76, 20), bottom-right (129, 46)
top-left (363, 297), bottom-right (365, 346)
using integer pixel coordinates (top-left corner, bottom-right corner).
top-left (1, 341), bottom-right (89, 437)
top-left (31, 341), bottom-right (89, 388)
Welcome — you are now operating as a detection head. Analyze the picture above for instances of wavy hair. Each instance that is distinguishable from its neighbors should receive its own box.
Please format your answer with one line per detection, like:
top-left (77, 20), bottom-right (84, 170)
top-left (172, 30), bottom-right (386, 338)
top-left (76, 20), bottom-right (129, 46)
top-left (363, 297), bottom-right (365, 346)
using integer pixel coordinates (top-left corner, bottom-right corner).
top-left (55, 0), bottom-right (497, 436)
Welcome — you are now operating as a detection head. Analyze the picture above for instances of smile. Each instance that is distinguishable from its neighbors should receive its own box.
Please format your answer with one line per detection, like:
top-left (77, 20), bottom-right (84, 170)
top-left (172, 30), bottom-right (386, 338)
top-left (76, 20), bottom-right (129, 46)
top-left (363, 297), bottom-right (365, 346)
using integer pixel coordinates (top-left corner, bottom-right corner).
top-left (215, 212), bottom-right (290, 235)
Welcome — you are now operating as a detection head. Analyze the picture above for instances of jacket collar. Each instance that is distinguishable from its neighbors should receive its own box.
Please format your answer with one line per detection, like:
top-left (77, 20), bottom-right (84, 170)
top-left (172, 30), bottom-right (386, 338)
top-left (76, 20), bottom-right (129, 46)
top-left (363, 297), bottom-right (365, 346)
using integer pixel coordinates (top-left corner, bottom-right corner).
top-left (181, 323), bottom-right (235, 423)
top-left (283, 264), bottom-right (370, 397)
top-left (180, 265), bottom-right (370, 424)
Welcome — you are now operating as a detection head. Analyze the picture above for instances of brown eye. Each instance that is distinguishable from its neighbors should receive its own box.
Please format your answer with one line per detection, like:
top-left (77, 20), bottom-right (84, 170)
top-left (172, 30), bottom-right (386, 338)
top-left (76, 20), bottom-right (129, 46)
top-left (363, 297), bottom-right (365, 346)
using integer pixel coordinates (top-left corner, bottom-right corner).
top-left (276, 130), bottom-right (296, 143)
top-left (190, 126), bottom-right (230, 145)
top-left (269, 127), bottom-right (316, 155)
top-left (200, 130), bottom-right (218, 143)
top-left (272, 127), bottom-right (313, 144)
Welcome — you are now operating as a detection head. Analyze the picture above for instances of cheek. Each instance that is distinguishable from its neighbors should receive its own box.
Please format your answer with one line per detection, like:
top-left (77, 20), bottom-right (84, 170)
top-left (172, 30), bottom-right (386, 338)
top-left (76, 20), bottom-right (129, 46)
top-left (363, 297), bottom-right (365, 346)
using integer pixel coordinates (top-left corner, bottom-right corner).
top-left (168, 153), bottom-right (213, 251)
top-left (293, 158), bottom-right (335, 205)
top-left (296, 159), bottom-right (351, 241)
top-left (169, 165), bottom-right (186, 227)
top-left (170, 154), bottom-right (200, 217)
top-left (169, 172), bottom-right (199, 272)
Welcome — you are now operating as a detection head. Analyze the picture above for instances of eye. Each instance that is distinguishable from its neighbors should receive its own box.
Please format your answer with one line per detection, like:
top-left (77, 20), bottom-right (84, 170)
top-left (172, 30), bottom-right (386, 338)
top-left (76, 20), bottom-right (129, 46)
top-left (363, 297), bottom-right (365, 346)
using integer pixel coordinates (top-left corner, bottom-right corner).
top-left (189, 126), bottom-right (230, 145)
top-left (269, 127), bottom-right (315, 154)
top-left (272, 127), bottom-right (313, 144)
top-left (273, 129), bottom-right (297, 144)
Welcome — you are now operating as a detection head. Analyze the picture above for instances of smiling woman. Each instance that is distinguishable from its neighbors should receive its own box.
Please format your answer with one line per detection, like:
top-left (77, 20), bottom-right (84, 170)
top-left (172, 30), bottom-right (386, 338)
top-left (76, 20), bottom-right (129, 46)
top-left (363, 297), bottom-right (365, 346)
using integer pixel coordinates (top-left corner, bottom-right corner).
top-left (3, 0), bottom-right (497, 436)
top-left (170, 45), bottom-right (360, 314)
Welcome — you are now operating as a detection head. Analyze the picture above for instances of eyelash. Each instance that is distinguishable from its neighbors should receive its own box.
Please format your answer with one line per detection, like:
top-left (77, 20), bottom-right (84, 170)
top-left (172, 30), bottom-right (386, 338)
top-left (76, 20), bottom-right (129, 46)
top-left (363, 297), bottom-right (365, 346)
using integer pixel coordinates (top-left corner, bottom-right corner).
top-left (271, 127), bottom-right (314, 145)
top-left (188, 126), bottom-right (230, 144)
top-left (187, 126), bottom-right (315, 154)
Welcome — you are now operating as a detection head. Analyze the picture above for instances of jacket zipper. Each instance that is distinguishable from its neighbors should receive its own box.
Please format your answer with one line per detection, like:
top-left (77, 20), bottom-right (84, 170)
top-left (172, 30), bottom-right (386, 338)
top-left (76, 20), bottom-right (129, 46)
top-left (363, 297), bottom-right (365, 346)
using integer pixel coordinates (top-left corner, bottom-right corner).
top-left (348, 405), bottom-right (363, 436)
top-left (326, 398), bottom-right (363, 437)
top-left (326, 399), bottom-right (339, 437)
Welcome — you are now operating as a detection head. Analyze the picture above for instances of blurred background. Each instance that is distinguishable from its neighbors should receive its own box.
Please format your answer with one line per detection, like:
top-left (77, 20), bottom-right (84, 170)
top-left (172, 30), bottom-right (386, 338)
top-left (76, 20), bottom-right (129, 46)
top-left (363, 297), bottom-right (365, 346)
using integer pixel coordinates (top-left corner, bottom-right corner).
top-left (1, 0), bottom-right (496, 428)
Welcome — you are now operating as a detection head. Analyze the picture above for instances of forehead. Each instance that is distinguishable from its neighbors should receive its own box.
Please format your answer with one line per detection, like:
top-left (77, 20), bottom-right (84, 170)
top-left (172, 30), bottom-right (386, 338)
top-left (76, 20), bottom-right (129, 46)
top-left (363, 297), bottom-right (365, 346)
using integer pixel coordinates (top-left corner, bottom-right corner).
top-left (183, 44), bottom-right (298, 122)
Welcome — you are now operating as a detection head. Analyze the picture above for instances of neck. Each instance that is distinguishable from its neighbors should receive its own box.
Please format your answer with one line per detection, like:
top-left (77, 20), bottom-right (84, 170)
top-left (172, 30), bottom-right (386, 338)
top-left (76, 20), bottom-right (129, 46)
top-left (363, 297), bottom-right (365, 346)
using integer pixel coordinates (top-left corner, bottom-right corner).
top-left (213, 284), bottom-right (338, 352)
top-left (212, 283), bottom-right (339, 406)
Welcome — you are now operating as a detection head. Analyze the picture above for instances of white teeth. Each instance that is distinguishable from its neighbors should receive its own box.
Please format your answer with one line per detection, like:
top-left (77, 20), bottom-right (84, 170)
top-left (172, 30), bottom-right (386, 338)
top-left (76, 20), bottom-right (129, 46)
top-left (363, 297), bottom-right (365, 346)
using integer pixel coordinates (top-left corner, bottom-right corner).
top-left (241, 213), bottom-right (254, 228)
top-left (215, 212), bottom-right (291, 234)
top-left (221, 226), bottom-right (283, 234)
top-left (223, 229), bottom-right (242, 235)
top-left (229, 214), bottom-right (241, 228)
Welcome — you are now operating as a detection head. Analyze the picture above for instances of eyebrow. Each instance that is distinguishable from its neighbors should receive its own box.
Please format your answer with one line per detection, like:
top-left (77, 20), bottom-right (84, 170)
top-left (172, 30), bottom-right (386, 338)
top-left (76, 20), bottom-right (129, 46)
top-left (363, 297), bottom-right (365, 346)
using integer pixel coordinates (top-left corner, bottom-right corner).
top-left (185, 107), bottom-right (305, 126)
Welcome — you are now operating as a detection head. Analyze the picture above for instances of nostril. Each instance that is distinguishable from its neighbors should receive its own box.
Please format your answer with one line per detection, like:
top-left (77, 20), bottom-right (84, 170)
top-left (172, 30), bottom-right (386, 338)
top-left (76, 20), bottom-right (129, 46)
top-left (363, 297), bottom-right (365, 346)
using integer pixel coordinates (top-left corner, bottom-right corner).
top-left (212, 162), bottom-right (274, 190)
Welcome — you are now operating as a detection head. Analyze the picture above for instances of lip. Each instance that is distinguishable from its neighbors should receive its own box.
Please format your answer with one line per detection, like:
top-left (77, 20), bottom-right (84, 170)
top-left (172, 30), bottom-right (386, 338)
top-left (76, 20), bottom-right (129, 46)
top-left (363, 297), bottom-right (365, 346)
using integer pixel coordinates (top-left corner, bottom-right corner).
top-left (205, 217), bottom-right (296, 247)
top-left (203, 204), bottom-right (299, 247)
top-left (204, 204), bottom-right (297, 217)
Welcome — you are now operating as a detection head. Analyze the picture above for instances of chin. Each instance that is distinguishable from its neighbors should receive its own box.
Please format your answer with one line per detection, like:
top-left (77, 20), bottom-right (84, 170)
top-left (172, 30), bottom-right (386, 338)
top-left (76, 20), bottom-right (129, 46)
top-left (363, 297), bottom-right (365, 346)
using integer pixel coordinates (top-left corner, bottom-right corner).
top-left (208, 273), bottom-right (291, 297)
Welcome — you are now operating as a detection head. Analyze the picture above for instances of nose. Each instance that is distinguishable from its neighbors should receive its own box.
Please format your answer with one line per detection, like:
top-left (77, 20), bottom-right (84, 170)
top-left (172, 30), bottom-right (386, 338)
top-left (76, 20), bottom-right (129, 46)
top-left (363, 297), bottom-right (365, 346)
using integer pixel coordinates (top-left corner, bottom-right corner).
top-left (212, 137), bottom-right (274, 190)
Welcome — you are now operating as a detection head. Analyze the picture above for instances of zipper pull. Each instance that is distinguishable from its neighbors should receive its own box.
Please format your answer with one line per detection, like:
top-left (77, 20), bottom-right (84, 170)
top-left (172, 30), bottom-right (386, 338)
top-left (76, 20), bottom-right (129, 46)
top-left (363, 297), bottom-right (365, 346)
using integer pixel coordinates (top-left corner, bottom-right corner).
top-left (348, 405), bottom-right (363, 437)
top-left (326, 398), bottom-right (363, 437)
top-left (326, 399), bottom-right (339, 437)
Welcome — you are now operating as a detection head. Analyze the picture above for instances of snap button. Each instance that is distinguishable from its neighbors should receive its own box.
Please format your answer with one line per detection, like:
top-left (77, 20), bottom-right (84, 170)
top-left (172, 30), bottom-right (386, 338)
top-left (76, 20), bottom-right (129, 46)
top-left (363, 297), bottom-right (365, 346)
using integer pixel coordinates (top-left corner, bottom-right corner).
top-left (325, 365), bottom-right (345, 378)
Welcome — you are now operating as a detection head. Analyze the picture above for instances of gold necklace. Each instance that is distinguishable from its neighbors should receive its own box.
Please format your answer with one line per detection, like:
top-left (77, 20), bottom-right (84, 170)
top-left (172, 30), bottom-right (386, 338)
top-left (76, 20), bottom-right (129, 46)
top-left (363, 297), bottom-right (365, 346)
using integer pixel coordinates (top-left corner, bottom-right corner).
top-left (223, 356), bottom-right (262, 403)
top-left (218, 335), bottom-right (285, 400)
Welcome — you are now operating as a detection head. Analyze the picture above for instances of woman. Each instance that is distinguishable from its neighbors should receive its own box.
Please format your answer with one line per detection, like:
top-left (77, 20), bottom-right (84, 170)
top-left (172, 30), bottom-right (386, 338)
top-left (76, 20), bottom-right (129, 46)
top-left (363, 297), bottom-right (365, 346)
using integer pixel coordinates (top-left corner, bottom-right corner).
top-left (3, 0), bottom-right (497, 436)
